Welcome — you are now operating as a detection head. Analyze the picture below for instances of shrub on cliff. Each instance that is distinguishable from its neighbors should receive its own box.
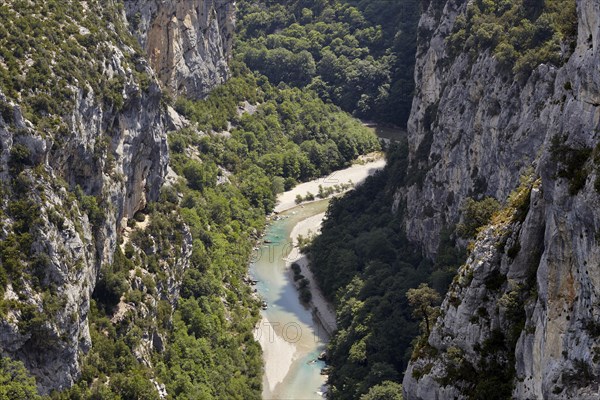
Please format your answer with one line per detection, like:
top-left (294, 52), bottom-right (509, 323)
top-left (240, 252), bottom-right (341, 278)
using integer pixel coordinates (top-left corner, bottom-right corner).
top-left (448, 0), bottom-right (577, 76)
top-left (456, 197), bottom-right (501, 239)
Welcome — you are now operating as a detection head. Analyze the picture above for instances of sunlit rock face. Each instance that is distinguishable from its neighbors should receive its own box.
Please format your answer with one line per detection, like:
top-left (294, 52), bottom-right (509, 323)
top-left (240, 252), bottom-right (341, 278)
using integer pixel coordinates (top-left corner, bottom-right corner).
top-left (125, 0), bottom-right (235, 99)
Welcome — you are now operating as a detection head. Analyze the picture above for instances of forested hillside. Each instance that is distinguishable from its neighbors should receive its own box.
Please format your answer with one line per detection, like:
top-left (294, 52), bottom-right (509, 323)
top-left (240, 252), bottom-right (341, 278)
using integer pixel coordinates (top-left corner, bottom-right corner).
top-left (307, 141), bottom-right (465, 399)
top-left (174, 65), bottom-right (380, 196)
top-left (236, 0), bottom-right (420, 125)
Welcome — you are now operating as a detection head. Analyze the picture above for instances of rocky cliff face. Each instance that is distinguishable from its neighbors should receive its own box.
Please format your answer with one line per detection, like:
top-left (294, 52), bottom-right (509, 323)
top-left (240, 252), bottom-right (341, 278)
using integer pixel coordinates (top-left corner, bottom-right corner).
top-left (125, 0), bottom-right (235, 99)
top-left (0, 62), bottom-right (169, 393)
top-left (403, 0), bottom-right (600, 398)
top-left (0, 0), bottom-right (231, 394)
top-left (400, 0), bottom-right (554, 258)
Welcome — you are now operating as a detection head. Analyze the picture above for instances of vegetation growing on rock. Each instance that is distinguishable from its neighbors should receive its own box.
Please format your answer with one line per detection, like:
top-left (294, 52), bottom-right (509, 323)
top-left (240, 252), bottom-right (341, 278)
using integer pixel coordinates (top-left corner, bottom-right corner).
top-left (448, 0), bottom-right (577, 76)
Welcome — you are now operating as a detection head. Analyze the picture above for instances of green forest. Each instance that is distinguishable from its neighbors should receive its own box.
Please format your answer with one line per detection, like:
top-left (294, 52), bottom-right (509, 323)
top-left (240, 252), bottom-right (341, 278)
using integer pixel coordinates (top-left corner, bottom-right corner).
top-left (174, 65), bottom-right (380, 198)
top-left (306, 141), bottom-right (465, 399)
top-left (448, 0), bottom-right (577, 75)
top-left (236, 0), bottom-right (420, 125)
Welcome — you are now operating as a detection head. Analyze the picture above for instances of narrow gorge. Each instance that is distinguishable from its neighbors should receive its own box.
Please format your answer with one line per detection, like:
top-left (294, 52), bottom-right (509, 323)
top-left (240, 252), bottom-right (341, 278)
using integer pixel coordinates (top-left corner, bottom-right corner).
top-left (1, 0), bottom-right (598, 399)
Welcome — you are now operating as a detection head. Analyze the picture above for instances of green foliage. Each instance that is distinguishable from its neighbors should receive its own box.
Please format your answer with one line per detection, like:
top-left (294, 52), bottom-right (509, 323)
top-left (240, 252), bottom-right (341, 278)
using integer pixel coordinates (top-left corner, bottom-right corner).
top-left (562, 359), bottom-right (596, 386)
top-left (0, 0), bottom-right (151, 131)
top-left (0, 356), bottom-right (40, 400)
top-left (0, 178), bottom-right (44, 294)
top-left (435, 330), bottom-right (516, 399)
top-left (360, 381), bottom-right (403, 400)
top-left (448, 0), bottom-right (577, 76)
top-left (290, 263), bottom-right (312, 303)
top-left (407, 284), bottom-right (441, 337)
top-left (484, 269), bottom-right (507, 291)
top-left (456, 197), bottom-right (501, 239)
top-left (74, 186), bottom-right (104, 225)
top-left (182, 159), bottom-right (218, 191)
top-left (133, 211), bottom-right (146, 223)
top-left (173, 70), bottom-right (379, 214)
top-left (61, 172), bottom-right (266, 398)
top-left (8, 144), bottom-right (32, 173)
top-left (174, 73), bottom-right (261, 132)
top-left (92, 247), bottom-right (131, 310)
top-left (295, 183), bottom-right (354, 206)
top-left (236, 0), bottom-right (420, 125)
top-left (109, 372), bottom-right (160, 400)
top-left (244, 47), bottom-right (316, 86)
top-left (0, 101), bottom-right (14, 124)
top-left (486, 169), bottom-right (538, 231)
top-left (308, 141), bottom-right (465, 399)
top-left (151, 185), bottom-right (263, 398)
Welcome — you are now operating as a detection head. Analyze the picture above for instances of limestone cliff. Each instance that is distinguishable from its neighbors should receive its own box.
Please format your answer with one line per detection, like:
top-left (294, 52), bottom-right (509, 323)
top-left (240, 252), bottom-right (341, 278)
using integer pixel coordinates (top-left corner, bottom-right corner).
top-left (125, 0), bottom-right (235, 99)
top-left (0, 57), bottom-right (170, 396)
top-left (403, 0), bottom-right (600, 398)
top-left (0, 0), bottom-right (229, 393)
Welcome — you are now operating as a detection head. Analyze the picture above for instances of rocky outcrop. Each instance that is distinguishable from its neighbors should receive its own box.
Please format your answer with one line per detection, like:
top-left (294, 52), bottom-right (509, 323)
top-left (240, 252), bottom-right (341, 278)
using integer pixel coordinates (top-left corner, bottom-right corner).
top-left (403, 0), bottom-right (600, 398)
top-left (401, 0), bottom-right (552, 258)
top-left (0, 0), bottom-right (232, 392)
top-left (0, 48), bottom-right (171, 391)
top-left (125, 0), bottom-right (235, 99)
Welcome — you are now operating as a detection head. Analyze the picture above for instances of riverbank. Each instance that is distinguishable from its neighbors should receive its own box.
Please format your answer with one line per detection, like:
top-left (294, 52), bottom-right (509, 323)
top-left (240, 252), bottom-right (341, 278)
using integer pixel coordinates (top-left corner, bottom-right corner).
top-left (254, 316), bottom-right (298, 395)
top-left (274, 153), bottom-right (386, 213)
top-left (251, 201), bottom-right (331, 400)
top-left (288, 214), bottom-right (337, 336)
top-left (253, 154), bottom-right (387, 399)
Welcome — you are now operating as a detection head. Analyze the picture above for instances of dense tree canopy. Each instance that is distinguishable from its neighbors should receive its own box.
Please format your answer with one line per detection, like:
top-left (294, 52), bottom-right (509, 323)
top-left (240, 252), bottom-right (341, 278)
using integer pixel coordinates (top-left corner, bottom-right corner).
top-left (174, 68), bottom-right (380, 204)
top-left (307, 142), bottom-right (466, 399)
top-left (236, 0), bottom-right (421, 126)
top-left (0, 357), bottom-right (40, 400)
top-left (360, 381), bottom-right (404, 400)
top-left (448, 0), bottom-right (577, 76)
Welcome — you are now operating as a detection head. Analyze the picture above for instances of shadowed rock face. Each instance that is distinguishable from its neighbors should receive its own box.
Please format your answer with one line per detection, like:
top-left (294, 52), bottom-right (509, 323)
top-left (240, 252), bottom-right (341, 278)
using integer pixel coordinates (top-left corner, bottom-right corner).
top-left (403, 0), bottom-right (600, 398)
top-left (125, 0), bottom-right (235, 99)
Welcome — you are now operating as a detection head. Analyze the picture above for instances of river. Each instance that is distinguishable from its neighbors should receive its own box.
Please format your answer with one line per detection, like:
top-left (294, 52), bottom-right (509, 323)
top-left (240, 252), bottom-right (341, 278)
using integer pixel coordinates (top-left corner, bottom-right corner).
top-left (251, 200), bottom-right (330, 399)
top-left (250, 157), bottom-right (388, 399)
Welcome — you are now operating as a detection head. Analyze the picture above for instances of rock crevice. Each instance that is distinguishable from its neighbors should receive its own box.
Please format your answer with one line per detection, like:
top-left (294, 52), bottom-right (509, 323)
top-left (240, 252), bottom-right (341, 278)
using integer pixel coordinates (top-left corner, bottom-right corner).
top-left (125, 0), bottom-right (235, 99)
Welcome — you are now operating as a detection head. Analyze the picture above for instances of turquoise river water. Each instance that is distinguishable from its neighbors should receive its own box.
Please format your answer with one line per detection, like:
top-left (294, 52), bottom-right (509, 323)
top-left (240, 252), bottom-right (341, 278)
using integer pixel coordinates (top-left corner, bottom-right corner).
top-left (250, 200), bottom-right (331, 399)
top-left (250, 125), bottom-right (400, 398)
